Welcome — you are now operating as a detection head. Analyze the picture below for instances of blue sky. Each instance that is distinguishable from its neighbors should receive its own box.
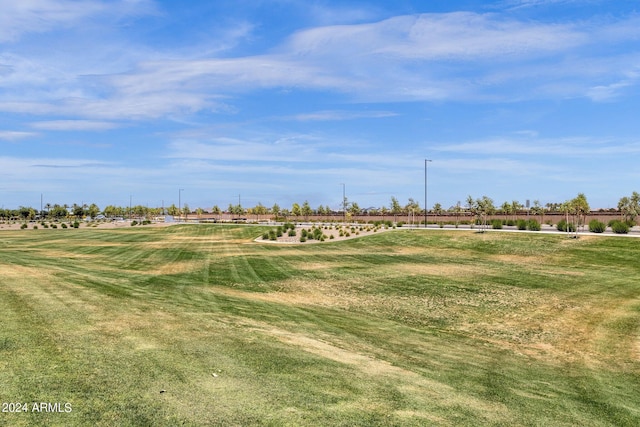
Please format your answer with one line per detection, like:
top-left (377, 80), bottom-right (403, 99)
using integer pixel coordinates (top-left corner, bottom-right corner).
top-left (2, 0), bottom-right (640, 211)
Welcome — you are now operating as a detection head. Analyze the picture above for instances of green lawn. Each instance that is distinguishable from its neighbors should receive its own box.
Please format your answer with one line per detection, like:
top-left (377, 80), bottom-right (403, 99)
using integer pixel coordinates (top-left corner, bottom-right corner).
top-left (1, 225), bottom-right (639, 426)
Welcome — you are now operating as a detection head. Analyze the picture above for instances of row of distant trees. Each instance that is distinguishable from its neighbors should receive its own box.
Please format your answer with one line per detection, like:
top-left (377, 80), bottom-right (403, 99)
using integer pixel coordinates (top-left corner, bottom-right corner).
top-left (2, 192), bottom-right (639, 225)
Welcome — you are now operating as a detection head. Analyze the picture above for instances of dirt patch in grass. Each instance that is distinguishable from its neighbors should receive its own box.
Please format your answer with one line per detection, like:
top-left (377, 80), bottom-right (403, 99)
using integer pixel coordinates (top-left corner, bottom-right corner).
top-left (0, 262), bottom-right (52, 280)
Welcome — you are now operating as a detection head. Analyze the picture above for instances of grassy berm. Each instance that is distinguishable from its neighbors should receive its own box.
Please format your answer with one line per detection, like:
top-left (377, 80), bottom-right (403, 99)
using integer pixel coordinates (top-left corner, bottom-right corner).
top-left (1, 225), bottom-right (639, 426)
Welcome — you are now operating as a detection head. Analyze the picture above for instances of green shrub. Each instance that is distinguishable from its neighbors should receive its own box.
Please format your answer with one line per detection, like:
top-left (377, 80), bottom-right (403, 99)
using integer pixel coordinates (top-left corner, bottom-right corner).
top-left (33, 225), bottom-right (38, 229)
top-left (20, 223), bottom-right (27, 229)
top-left (491, 219), bottom-right (503, 229)
top-left (51, 224), bottom-right (57, 229)
top-left (313, 228), bottom-right (323, 240)
top-left (299, 235), bottom-right (307, 242)
top-left (527, 219), bottom-right (541, 231)
top-left (61, 223), bottom-right (68, 229)
top-left (262, 232), bottom-right (269, 240)
top-left (557, 219), bottom-right (576, 232)
top-left (73, 221), bottom-right (80, 228)
top-left (269, 230), bottom-right (277, 240)
top-left (130, 220), bottom-right (138, 226)
top-left (329, 235), bottom-right (334, 239)
top-left (288, 229), bottom-right (296, 237)
top-left (610, 220), bottom-right (629, 234)
top-left (588, 219), bottom-right (606, 233)
top-left (506, 219), bottom-right (515, 226)
top-left (516, 219), bottom-right (527, 230)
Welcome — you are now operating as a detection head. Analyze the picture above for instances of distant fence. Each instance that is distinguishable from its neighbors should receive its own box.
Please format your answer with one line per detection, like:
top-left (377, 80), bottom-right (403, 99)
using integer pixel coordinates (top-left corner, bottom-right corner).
top-left (183, 212), bottom-right (633, 225)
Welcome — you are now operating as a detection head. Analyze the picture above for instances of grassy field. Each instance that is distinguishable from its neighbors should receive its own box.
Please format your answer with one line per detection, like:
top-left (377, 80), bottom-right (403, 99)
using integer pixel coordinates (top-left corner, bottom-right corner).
top-left (1, 225), bottom-right (639, 426)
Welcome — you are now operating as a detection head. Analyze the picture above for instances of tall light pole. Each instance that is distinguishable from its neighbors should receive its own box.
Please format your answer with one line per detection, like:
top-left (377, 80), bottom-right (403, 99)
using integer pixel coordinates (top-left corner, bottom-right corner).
top-left (424, 159), bottom-right (432, 228)
top-left (178, 189), bottom-right (183, 222)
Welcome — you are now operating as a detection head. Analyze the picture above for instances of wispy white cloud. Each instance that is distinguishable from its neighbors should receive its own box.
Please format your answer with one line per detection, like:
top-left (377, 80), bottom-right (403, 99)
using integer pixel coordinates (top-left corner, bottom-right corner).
top-left (0, 0), bottom-right (157, 42)
top-left (30, 120), bottom-right (119, 131)
top-left (497, 0), bottom-right (605, 11)
top-left (285, 13), bottom-right (585, 61)
top-left (0, 130), bottom-right (37, 141)
top-left (289, 110), bottom-right (398, 121)
top-left (1, 8), bottom-right (639, 122)
top-left (433, 134), bottom-right (640, 158)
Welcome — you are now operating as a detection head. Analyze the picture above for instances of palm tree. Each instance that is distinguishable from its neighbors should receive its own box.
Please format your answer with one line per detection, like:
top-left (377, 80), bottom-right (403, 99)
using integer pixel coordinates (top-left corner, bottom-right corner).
top-left (390, 196), bottom-right (402, 224)
top-left (570, 193), bottom-right (590, 236)
top-left (301, 201), bottom-right (312, 221)
top-left (380, 206), bottom-right (388, 223)
top-left (270, 203), bottom-right (280, 221)
top-left (511, 200), bottom-right (523, 222)
top-left (211, 205), bottom-right (221, 221)
top-left (432, 203), bottom-right (443, 226)
top-left (501, 201), bottom-right (512, 223)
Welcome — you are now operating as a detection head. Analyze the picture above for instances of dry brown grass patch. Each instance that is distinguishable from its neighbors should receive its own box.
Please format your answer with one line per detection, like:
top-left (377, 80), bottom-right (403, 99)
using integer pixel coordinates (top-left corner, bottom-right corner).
top-left (396, 262), bottom-right (488, 277)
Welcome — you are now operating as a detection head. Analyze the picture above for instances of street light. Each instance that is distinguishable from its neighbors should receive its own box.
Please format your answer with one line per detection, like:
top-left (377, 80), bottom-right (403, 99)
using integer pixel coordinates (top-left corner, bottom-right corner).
top-left (424, 159), bottom-right (432, 228)
top-left (178, 189), bottom-right (184, 222)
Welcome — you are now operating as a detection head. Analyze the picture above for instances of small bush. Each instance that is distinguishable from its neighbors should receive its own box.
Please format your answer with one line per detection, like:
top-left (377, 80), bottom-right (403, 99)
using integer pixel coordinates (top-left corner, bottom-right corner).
top-left (610, 220), bottom-right (629, 234)
top-left (313, 228), bottom-right (323, 240)
top-left (527, 219), bottom-right (541, 231)
top-left (20, 223), bottom-right (27, 229)
top-left (516, 219), bottom-right (527, 230)
top-left (32, 225), bottom-right (38, 230)
top-left (288, 229), bottom-right (296, 237)
top-left (557, 219), bottom-right (576, 232)
top-left (329, 235), bottom-right (334, 239)
top-left (269, 230), bottom-right (277, 240)
top-left (588, 219), bottom-right (606, 233)
top-left (262, 232), bottom-right (269, 240)
top-left (51, 224), bottom-right (57, 229)
top-left (506, 219), bottom-right (515, 226)
top-left (130, 220), bottom-right (138, 226)
top-left (491, 219), bottom-right (503, 229)
top-left (299, 235), bottom-right (307, 242)
top-left (73, 221), bottom-right (80, 228)
top-left (61, 223), bottom-right (68, 229)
